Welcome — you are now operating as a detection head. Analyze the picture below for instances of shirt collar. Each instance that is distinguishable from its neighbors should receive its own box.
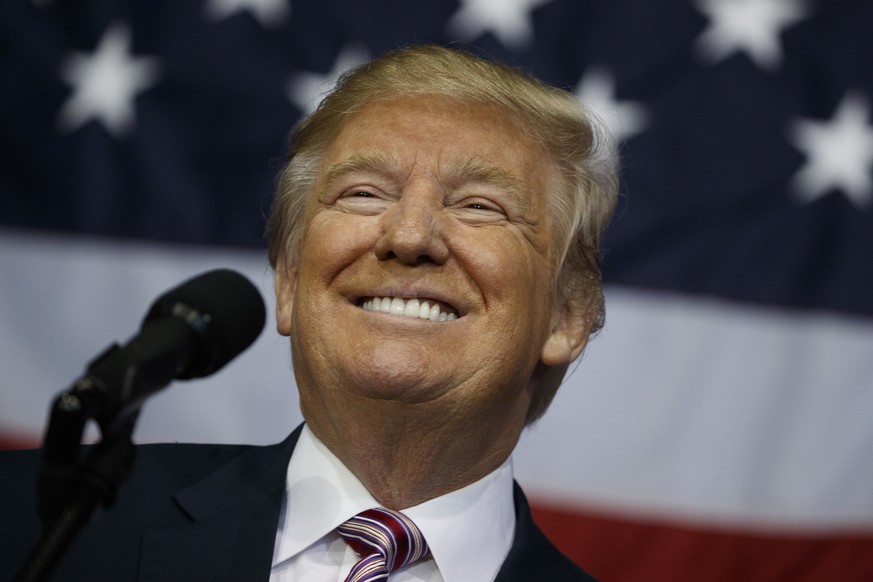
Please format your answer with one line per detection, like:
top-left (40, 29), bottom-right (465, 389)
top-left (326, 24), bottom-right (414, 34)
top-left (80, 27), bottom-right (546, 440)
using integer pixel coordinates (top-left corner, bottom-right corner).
top-left (273, 425), bottom-right (516, 582)
top-left (404, 455), bottom-right (515, 582)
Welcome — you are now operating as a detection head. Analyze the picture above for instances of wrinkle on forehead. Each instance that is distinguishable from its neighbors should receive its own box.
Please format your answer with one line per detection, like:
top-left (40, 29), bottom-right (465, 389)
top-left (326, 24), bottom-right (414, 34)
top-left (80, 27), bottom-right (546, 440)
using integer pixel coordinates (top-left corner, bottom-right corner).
top-left (315, 95), bottom-right (553, 231)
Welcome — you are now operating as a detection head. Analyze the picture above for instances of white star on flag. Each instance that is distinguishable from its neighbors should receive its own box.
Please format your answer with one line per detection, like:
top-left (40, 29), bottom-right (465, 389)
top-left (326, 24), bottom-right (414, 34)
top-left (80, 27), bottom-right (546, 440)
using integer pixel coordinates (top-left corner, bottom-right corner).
top-left (575, 67), bottom-right (649, 143)
top-left (693, 0), bottom-right (808, 70)
top-left (204, 0), bottom-right (289, 27)
top-left (286, 45), bottom-right (369, 115)
top-left (788, 91), bottom-right (873, 208)
top-left (446, 0), bottom-right (553, 50)
top-left (57, 23), bottom-right (160, 138)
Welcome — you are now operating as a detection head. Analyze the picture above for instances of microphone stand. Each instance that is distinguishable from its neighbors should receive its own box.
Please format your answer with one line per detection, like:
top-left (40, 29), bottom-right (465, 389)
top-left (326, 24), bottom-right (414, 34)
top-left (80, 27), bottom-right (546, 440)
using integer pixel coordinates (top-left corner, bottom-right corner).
top-left (14, 338), bottom-right (172, 582)
top-left (15, 421), bottom-right (136, 582)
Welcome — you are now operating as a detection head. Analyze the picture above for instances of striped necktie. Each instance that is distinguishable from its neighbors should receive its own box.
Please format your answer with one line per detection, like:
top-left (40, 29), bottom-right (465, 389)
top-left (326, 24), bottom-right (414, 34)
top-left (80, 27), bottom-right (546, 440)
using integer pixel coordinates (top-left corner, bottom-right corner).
top-left (337, 507), bottom-right (430, 581)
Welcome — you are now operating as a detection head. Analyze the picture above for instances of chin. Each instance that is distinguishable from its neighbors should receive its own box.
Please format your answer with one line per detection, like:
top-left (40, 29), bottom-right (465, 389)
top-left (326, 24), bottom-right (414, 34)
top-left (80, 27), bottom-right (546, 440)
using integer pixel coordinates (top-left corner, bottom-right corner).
top-left (345, 348), bottom-right (451, 403)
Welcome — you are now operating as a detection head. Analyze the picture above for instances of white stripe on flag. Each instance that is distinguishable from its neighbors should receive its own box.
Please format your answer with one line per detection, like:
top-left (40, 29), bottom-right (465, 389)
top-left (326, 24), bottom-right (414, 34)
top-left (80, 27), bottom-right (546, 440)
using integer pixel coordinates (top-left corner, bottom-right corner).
top-left (3, 228), bottom-right (873, 532)
top-left (516, 286), bottom-right (873, 530)
top-left (0, 228), bottom-right (300, 445)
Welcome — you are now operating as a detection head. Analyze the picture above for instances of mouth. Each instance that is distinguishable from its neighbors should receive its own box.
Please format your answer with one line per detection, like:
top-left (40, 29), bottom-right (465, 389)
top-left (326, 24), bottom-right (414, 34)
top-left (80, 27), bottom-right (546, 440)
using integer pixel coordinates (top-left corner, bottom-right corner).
top-left (356, 296), bottom-right (460, 321)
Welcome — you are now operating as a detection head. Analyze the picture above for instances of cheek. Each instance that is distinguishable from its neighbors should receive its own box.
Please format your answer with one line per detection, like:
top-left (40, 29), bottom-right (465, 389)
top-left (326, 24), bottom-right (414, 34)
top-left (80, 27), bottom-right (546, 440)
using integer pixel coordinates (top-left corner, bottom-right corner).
top-left (466, 234), bottom-right (549, 299)
top-left (492, 239), bottom-right (555, 337)
top-left (299, 215), bottom-right (377, 280)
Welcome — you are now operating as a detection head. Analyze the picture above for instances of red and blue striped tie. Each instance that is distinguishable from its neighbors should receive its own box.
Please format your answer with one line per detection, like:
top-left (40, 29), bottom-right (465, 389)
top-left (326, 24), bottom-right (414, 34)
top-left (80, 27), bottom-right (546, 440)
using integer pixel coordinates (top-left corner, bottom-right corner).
top-left (337, 507), bottom-right (430, 581)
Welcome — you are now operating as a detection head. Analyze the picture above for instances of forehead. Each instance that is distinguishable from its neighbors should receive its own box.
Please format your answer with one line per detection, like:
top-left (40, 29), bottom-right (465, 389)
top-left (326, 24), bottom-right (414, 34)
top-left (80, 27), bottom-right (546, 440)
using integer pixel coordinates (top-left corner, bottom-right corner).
top-left (318, 95), bottom-right (554, 192)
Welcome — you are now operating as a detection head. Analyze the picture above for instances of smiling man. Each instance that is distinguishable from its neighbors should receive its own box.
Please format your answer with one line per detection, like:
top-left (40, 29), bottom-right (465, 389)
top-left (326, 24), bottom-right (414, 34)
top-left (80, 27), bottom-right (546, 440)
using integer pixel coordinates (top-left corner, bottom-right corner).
top-left (1, 45), bottom-right (617, 582)
top-left (266, 46), bottom-right (618, 580)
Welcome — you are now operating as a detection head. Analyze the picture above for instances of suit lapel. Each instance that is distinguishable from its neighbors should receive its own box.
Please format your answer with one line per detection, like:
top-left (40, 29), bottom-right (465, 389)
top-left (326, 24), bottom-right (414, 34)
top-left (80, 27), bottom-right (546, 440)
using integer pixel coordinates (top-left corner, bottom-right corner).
top-left (495, 482), bottom-right (597, 581)
top-left (137, 426), bottom-right (303, 582)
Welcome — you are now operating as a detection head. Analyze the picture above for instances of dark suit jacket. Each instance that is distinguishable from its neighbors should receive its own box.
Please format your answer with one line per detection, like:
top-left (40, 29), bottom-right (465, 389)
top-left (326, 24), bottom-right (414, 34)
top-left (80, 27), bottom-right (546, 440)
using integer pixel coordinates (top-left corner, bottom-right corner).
top-left (1, 425), bottom-right (595, 581)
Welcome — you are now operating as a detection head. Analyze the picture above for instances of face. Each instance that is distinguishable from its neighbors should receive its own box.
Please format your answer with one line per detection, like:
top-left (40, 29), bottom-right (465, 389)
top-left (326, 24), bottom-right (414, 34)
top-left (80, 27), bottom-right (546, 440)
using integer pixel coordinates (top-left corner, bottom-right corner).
top-left (276, 95), bottom-right (585, 429)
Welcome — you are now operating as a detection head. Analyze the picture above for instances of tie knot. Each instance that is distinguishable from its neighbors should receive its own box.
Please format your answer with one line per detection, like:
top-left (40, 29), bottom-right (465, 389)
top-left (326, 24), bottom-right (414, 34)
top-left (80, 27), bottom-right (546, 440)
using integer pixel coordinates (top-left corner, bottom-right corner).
top-left (337, 508), bottom-right (429, 580)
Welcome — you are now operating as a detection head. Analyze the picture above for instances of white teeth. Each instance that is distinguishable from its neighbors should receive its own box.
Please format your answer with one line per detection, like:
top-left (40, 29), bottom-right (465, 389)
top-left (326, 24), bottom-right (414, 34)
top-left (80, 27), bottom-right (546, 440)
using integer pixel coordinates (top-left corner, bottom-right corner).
top-left (361, 296), bottom-right (457, 321)
top-left (404, 298), bottom-right (420, 317)
top-left (390, 297), bottom-right (405, 315)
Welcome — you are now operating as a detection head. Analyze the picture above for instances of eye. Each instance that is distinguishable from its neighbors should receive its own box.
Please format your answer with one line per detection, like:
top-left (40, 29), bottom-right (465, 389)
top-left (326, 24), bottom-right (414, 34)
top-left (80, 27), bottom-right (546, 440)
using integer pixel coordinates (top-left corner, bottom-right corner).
top-left (335, 187), bottom-right (391, 215)
top-left (460, 198), bottom-right (504, 215)
top-left (345, 189), bottom-right (376, 198)
top-left (337, 187), bottom-right (386, 202)
top-left (451, 196), bottom-right (509, 224)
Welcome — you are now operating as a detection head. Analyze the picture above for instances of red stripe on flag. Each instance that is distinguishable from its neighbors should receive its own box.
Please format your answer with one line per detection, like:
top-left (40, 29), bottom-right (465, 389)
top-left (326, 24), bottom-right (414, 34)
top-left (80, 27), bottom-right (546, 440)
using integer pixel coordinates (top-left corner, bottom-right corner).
top-left (531, 500), bottom-right (873, 581)
top-left (0, 432), bottom-right (39, 451)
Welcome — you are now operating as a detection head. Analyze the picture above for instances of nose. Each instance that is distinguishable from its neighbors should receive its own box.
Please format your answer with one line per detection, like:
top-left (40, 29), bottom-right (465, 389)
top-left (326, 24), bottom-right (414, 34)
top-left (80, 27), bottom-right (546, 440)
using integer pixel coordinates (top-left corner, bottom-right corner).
top-left (374, 194), bottom-right (449, 265)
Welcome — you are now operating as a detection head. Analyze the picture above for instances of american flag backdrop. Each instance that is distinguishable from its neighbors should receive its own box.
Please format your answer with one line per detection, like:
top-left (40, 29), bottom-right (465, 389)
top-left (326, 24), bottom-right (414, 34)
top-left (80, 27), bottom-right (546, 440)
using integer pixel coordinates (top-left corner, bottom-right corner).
top-left (2, 0), bottom-right (873, 580)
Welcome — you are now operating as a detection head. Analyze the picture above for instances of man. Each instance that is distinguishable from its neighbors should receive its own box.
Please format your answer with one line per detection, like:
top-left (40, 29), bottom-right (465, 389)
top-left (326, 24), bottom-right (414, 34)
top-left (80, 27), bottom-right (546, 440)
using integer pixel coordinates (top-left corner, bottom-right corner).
top-left (1, 45), bottom-right (617, 581)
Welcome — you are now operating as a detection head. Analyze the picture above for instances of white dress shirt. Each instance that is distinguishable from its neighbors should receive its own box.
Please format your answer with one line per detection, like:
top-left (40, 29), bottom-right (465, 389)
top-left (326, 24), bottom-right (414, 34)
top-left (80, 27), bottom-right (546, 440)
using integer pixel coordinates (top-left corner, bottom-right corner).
top-left (269, 425), bottom-right (516, 582)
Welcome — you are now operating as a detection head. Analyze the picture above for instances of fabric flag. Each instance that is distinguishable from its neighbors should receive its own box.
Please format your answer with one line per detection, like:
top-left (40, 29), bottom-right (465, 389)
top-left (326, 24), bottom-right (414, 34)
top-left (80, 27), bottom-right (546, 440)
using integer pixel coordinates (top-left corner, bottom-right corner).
top-left (2, 0), bottom-right (872, 579)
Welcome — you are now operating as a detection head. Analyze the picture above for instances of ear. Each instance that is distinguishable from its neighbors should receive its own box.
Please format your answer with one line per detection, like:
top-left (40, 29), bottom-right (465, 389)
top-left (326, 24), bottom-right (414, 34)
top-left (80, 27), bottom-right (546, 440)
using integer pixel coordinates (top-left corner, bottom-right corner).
top-left (274, 260), bottom-right (298, 337)
top-left (539, 301), bottom-right (593, 367)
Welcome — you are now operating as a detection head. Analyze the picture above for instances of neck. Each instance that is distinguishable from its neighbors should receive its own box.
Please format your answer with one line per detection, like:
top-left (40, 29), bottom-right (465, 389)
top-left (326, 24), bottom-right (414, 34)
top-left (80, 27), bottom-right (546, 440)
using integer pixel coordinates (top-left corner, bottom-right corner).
top-left (302, 393), bottom-right (526, 509)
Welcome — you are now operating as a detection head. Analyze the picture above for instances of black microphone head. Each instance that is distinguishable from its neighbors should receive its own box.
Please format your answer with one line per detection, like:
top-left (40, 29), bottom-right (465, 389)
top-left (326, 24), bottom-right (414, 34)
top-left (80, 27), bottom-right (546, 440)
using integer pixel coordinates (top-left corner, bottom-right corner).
top-left (143, 269), bottom-right (266, 379)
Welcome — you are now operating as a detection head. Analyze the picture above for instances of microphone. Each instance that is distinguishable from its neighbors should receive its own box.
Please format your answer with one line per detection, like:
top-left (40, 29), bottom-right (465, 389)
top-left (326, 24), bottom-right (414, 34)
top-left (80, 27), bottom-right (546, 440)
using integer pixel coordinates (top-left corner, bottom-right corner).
top-left (141, 268), bottom-right (266, 379)
top-left (75, 268), bottom-right (266, 427)
top-left (22, 270), bottom-right (266, 581)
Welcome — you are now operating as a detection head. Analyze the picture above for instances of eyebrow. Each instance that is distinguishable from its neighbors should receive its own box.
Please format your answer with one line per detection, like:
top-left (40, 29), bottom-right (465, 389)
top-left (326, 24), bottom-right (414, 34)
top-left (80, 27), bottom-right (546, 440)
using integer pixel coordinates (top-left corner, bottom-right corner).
top-left (320, 151), bottom-right (403, 194)
top-left (440, 156), bottom-right (534, 214)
